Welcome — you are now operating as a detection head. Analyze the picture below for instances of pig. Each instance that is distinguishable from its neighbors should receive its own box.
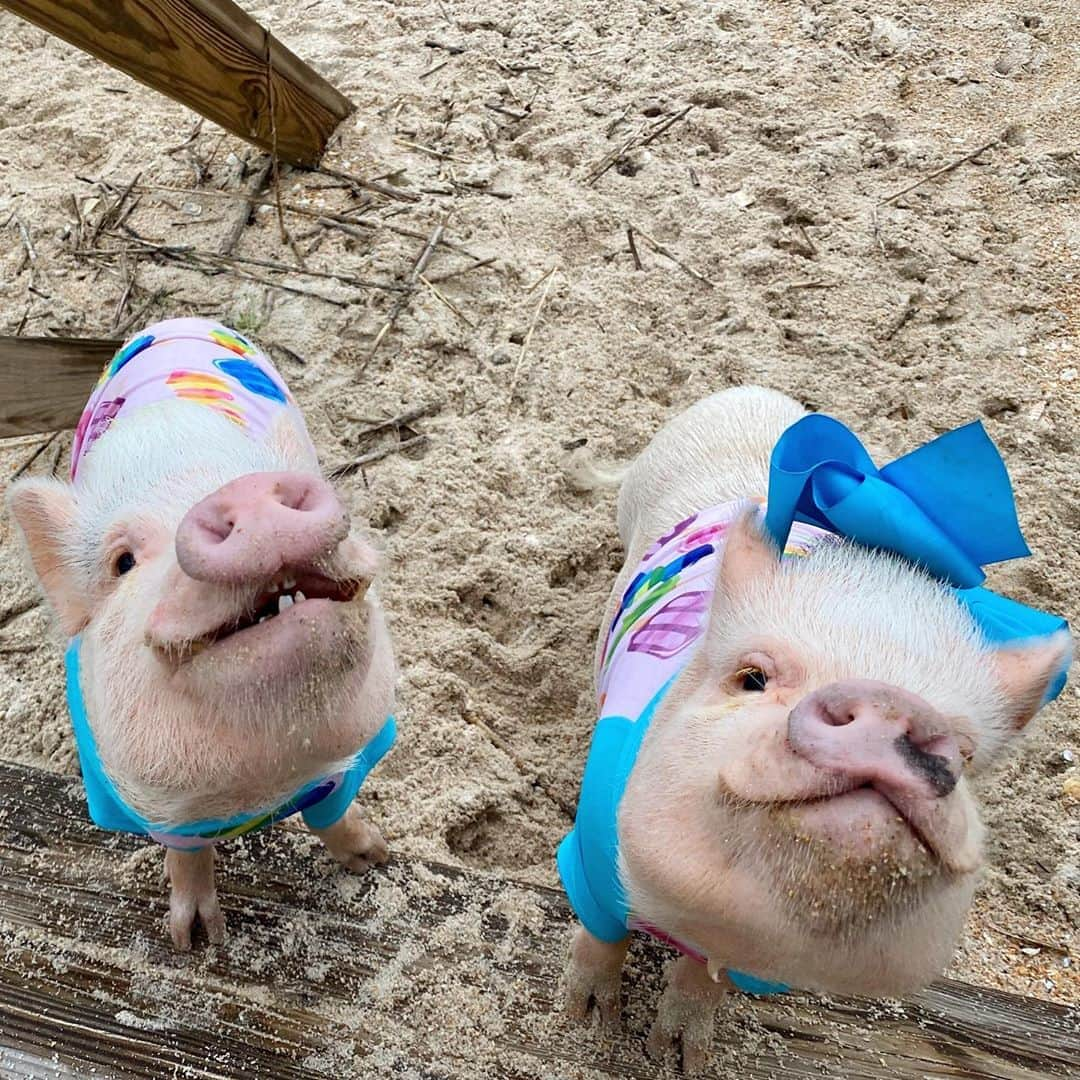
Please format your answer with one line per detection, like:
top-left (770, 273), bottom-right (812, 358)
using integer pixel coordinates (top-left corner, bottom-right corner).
top-left (559, 386), bottom-right (1071, 1070)
top-left (7, 318), bottom-right (396, 950)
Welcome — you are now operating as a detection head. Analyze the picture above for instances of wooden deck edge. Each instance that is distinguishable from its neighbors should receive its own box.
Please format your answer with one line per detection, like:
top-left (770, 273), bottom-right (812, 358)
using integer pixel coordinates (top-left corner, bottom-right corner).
top-left (0, 758), bottom-right (1076, 1079)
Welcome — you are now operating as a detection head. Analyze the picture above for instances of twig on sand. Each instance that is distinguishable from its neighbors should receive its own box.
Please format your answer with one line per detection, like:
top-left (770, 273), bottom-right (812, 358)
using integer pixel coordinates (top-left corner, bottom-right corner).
top-left (89, 173), bottom-right (141, 246)
top-left (109, 231), bottom-right (403, 291)
top-left (508, 268), bottom-right (558, 405)
top-left (626, 226), bottom-right (643, 270)
top-left (114, 288), bottom-right (177, 336)
top-left (420, 59), bottom-right (449, 80)
top-left (11, 431), bottom-right (59, 481)
top-left (90, 180), bottom-right (489, 258)
top-left (628, 224), bottom-right (715, 287)
top-left (354, 402), bottom-right (444, 443)
top-left (219, 155), bottom-right (275, 256)
top-left (880, 131), bottom-right (1007, 205)
top-left (418, 273), bottom-right (477, 328)
top-left (365, 216), bottom-right (450, 365)
top-left (587, 104), bottom-right (692, 185)
top-left (14, 216), bottom-right (37, 266)
top-left (110, 258), bottom-right (137, 330)
top-left (426, 256), bottom-right (497, 284)
top-left (317, 164), bottom-right (421, 203)
top-left (328, 435), bottom-right (429, 480)
top-left (164, 118), bottom-right (204, 156)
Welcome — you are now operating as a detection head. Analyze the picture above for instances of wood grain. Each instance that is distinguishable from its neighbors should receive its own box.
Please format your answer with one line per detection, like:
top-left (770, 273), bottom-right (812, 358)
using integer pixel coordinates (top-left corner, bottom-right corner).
top-left (0, 1), bottom-right (353, 165)
top-left (0, 760), bottom-right (1075, 1078)
top-left (0, 337), bottom-right (119, 437)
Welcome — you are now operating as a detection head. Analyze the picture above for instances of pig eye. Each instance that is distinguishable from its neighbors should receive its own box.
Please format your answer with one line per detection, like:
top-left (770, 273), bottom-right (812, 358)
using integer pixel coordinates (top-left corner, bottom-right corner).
top-left (113, 551), bottom-right (136, 576)
top-left (738, 667), bottom-right (768, 692)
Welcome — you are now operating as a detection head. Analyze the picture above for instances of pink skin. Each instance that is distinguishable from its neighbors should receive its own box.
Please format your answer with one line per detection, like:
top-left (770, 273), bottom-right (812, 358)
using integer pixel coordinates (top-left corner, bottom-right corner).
top-left (8, 411), bottom-right (397, 952)
top-left (565, 385), bottom-right (1072, 1070)
top-left (571, 514), bottom-right (1066, 1065)
top-left (175, 472), bottom-right (349, 586)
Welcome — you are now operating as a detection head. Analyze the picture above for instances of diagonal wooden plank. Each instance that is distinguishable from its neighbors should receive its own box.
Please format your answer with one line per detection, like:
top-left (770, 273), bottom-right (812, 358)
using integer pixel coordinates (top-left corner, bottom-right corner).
top-left (0, 337), bottom-right (119, 437)
top-left (0, 1), bottom-right (353, 166)
top-left (0, 758), bottom-right (1075, 1079)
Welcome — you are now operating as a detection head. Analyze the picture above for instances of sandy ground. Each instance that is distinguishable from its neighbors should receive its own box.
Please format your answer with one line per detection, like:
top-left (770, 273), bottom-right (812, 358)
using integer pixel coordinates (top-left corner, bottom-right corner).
top-left (0, 0), bottom-right (1077, 1049)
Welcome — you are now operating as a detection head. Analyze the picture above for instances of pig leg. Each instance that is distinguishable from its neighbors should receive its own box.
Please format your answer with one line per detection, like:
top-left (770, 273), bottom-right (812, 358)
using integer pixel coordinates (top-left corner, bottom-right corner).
top-left (646, 956), bottom-right (729, 1073)
top-left (164, 847), bottom-right (225, 951)
top-left (309, 803), bottom-right (389, 872)
top-left (564, 925), bottom-right (629, 1027)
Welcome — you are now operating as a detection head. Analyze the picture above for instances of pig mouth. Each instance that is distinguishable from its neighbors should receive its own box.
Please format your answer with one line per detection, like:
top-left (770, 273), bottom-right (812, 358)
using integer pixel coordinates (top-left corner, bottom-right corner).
top-left (169, 571), bottom-right (362, 660)
top-left (767, 781), bottom-right (961, 871)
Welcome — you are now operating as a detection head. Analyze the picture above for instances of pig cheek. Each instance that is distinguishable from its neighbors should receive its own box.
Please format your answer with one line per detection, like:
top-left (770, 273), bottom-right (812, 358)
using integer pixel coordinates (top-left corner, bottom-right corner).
top-left (709, 702), bottom-right (821, 803)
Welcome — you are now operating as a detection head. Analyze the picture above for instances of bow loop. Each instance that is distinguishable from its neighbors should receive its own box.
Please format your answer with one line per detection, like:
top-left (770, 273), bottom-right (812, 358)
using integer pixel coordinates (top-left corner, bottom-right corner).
top-left (764, 413), bottom-right (1068, 705)
top-left (765, 415), bottom-right (1028, 588)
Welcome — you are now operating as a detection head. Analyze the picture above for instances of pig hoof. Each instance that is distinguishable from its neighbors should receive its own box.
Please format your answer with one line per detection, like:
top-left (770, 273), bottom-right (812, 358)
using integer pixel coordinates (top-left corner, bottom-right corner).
top-left (647, 956), bottom-right (720, 1072)
top-left (646, 1019), bottom-right (711, 1074)
top-left (327, 821), bottom-right (389, 874)
top-left (564, 976), bottom-right (621, 1029)
top-left (564, 927), bottom-right (627, 1029)
top-left (164, 847), bottom-right (225, 952)
top-left (167, 887), bottom-right (225, 952)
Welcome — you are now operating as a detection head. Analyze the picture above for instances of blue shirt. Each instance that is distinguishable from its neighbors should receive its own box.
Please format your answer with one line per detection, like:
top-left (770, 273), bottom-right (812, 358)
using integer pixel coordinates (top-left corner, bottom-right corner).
top-left (65, 638), bottom-right (396, 848)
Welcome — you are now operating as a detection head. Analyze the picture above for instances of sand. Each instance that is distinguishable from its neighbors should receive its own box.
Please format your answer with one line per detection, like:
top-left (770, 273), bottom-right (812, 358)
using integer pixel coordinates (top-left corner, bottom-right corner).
top-left (0, 0), bottom-right (1076, 1043)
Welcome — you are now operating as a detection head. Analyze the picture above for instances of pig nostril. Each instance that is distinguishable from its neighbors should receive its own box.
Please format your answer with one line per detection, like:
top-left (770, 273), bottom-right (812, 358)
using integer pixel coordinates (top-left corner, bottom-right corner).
top-left (820, 707), bottom-right (857, 727)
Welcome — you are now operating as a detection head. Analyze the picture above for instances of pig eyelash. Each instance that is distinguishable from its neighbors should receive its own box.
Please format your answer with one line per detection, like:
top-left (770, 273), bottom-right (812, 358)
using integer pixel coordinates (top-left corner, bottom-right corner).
top-left (734, 666), bottom-right (769, 692)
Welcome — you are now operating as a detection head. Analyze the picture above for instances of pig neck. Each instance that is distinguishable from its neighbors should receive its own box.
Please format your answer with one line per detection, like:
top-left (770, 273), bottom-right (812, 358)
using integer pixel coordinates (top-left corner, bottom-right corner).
top-left (87, 599), bottom-right (394, 826)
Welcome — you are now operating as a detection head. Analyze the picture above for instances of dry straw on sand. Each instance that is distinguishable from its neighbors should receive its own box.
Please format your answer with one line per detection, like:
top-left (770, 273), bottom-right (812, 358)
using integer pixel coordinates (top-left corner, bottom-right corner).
top-left (0, 1), bottom-right (1077, 1063)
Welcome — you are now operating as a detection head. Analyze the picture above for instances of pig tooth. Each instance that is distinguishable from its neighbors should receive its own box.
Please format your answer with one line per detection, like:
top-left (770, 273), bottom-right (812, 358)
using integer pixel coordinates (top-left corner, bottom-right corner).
top-left (706, 959), bottom-right (724, 984)
top-left (295, 590), bottom-right (306, 603)
top-left (269, 581), bottom-right (279, 593)
top-left (258, 615), bottom-right (268, 624)
top-left (278, 594), bottom-right (294, 612)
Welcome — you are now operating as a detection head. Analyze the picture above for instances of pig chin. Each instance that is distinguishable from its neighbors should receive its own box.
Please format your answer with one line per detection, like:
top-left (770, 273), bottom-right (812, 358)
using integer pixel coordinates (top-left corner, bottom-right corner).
top-left (758, 800), bottom-right (954, 937)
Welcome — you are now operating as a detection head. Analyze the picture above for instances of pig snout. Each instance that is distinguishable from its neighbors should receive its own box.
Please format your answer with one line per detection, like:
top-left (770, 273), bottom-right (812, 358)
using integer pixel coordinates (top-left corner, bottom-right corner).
top-left (175, 472), bottom-right (349, 585)
top-left (787, 681), bottom-right (963, 801)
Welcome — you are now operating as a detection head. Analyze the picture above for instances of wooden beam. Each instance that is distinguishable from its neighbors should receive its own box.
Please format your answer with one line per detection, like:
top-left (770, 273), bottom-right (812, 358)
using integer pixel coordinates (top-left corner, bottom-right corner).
top-left (0, 1), bottom-right (353, 166)
top-left (0, 759), bottom-right (1075, 1079)
top-left (0, 336), bottom-right (119, 437)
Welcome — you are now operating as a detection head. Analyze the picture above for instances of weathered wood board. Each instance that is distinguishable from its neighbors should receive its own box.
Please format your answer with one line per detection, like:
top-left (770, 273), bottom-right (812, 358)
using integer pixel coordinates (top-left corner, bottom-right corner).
top-left (0, 1), bottom-right (353, 166)
top-left (0, 759), bottom-right (1076, 1079)
top-left (0, 336), bottom-right (119, 437)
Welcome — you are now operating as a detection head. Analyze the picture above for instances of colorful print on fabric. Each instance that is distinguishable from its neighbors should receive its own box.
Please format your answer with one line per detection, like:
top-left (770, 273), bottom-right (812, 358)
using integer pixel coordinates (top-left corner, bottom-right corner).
top-left (628, 590), bottom-right (710, 659)
top-left (602, 542), bottom-right (715, 672)
top-left (96, 334), bottom-right (154, 387)
top-left (209, 328), bottom-right (257, 357)
top-left (213, 357), bottom-right (287, 403)
top-left (70, 317), bottom-right (316, 485)
top-left (83, 397), bottom-right (126, 453)
top-left (72, 397), bottom-right (126, 473)
top-left (145, 776), bottom-right (341, 849)
top-left (166, 370), bottom-right (246, 426)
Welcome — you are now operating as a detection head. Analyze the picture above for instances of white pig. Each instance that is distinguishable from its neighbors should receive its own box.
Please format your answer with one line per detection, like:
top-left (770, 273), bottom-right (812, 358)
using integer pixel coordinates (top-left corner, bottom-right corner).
top-left (560, 386), bottom-right (1071, 1069)
top-left (7, 318), bottom-right (396, 950)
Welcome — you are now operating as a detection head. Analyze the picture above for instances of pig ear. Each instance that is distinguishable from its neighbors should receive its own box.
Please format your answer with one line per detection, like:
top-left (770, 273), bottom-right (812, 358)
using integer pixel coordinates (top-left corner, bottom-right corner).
top-left (6, 478), bottom-right (88, 635)
top-left (716, 505), bottom-right (780, 602)
top-left (991, 631), bottom-right (1073, 731)
top-left (266, 412), bottom-right (320, 472)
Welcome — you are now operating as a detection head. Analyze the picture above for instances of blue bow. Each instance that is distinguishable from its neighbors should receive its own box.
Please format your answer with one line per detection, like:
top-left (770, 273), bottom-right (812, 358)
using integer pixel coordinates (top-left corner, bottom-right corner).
top-left (765, 415), bottom-right (1069, 703)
